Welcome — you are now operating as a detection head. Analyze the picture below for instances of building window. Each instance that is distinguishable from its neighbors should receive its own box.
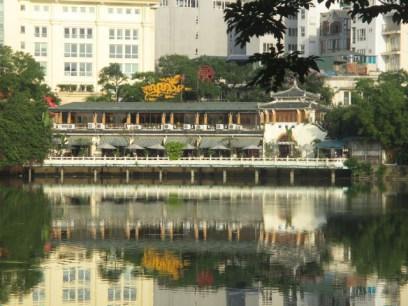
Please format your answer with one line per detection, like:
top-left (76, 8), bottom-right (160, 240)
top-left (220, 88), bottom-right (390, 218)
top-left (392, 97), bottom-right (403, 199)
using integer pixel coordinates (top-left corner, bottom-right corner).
top-left (357, 28), bottom-right (366, 41)
top-left (71, 28), bottom-right (77, 38)
top-left (133, 30), bottom-right (138, 40)
top-left (63, 268), bottom-right (76, 282)
top-left (32, 288), bottom-right (45, 303)
top-left (301, 9), bottom-right (305, 19)
top-left (123, 287), bottom-right (136, 301)
top-left (121, 63), bottom-right (138, 77)
top-left (80, 6), bottom-right (86, 13)
top-left (117, 8), bottom-right (123, 14)
top-left (87, 28), bottom-right (93, 39)
top-left (77, 288), bottom-right (90, 302)
top-left (117, 29), bottom-right (123, 40)
top-left (300, 44), bottom-right (305, 53)
top-left (34, 5), bottom-right (40, 12)
top-left (79, 63), bottom-right (92, 76)
top-left (20, 26), bottom-right (25, 34)
top-left (64, 62), bottom-right (78, 76)
top-left (108, 288), bottom-right (121, 301)
top-left (34, 42), bottom-right (47, 56)
top-left (263, 43), bottom-right (273, 53)
top-left (79, 44), bottom-right (92, 57)
top-left (109, 29), bottom-right (115, 40)
top-left (78, 269), bottom-right (91, 282)
top-left (71, 6), bottom-right (77, 13)
top-left (79, 28), bottom-right (86, 39)
top-left (20, 41), bottom-right (25, 49)
top-left (301, 26), bottom-right (305, 37)
top-left (63, 6), bottom-right (68, 12)
top-left (89, 7), bottom-right (95, 13)
top-left (343, 91), bottom-right (351, 105)
top-left (64, 43), bottom-right (78, 57)
top-left (20, 4), bottom-right (26, 11)
top-left (108, 7), bottom-right (114, 14)
top-left (125, 45), bottom-right (138, 58)
top-left (39, 61), bottom-right (47, 74)
top-left (63, 289), bottom-right (76, 302)
top-left (126, 8), bottom-right (132, 14)
top-left (125, 29), bottom-right (131, 40)
top-left (109, 44), bottom-right (123, 58)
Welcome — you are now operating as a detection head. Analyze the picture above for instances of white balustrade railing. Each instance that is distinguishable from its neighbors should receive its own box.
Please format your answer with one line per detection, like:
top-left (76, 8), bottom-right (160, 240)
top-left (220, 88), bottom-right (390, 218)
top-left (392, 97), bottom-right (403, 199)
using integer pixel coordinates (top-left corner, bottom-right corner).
top-left (40, 156), bottom-right (347, 169)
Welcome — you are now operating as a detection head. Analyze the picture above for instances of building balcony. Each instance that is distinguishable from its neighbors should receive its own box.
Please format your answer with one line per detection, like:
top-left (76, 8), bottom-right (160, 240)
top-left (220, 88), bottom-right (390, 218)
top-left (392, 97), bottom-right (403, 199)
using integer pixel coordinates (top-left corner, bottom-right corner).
top-left (382, 24), bottom-right (401, 34)
top-left (52, 123), bottom-right (263, 133)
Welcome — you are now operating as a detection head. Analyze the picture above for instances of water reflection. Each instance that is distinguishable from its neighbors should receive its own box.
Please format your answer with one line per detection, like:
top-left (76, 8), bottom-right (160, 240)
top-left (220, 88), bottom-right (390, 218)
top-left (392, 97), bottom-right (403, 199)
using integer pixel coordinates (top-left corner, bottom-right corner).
top-left (1, 184), bottom-right (408, 306)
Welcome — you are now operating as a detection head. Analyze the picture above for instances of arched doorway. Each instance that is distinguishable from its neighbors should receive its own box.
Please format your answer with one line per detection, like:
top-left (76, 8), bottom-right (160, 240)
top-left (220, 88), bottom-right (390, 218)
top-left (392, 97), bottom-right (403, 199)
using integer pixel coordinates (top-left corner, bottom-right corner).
top-left (277, 132), bottom-right (296, 157)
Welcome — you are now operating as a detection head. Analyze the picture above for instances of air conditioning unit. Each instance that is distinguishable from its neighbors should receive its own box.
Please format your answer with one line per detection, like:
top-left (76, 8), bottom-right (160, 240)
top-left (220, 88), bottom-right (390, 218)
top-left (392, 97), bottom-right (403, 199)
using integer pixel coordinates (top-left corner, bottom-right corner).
top-left (127, 124), bottom-right (142, 130)
top-left (183, 124), bottom-right (193, 130)
top-left (96, 123), bottom-right (105, 129)
top-left (87, 123), bottom-right (96, 129)
top-left (162, 124), bottom-right (174, 130)
top-left (228, 124), bottom-right (242, 130)
top-left (216, 124), bottom-right (225, 130)
top-left (196, 125), bottom-right (207, 131)
top-left (57, 124), bottom-right (75, 130)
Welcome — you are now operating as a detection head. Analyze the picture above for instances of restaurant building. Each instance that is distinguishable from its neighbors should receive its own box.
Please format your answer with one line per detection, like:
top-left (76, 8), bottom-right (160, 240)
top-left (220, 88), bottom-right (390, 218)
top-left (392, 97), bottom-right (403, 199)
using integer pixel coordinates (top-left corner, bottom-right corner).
top-left (49, 83), bottom-right (328, 158)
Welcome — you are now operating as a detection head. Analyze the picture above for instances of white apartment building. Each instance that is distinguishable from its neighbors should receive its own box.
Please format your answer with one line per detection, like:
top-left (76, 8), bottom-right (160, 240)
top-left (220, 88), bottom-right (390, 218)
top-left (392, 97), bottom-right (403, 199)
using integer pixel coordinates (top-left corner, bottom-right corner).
top-left (2, 0), bottom-right (157, 96)
top-left (155, 0), bottom-right (235, 59)
top-left (285, 1), bottom-right (340, 56)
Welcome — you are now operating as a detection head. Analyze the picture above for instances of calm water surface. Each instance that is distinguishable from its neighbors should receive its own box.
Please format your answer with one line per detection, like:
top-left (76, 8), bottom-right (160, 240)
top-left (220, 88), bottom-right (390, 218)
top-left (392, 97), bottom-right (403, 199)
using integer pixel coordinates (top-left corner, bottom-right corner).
top-left (1, 182), bottom-right (408, 306)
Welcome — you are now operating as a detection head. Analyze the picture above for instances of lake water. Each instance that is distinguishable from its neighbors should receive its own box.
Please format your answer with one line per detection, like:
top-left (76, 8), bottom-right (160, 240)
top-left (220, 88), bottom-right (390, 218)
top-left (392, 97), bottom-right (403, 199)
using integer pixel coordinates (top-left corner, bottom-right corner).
top-left (0, 181), bottom-right (408, 306)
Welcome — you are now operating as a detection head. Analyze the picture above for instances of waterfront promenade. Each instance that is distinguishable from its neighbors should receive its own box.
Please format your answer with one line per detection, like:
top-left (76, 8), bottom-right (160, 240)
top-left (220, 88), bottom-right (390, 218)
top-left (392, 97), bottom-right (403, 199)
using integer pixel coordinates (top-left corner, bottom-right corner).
top-left (28, 156), bottom-right (347, 184)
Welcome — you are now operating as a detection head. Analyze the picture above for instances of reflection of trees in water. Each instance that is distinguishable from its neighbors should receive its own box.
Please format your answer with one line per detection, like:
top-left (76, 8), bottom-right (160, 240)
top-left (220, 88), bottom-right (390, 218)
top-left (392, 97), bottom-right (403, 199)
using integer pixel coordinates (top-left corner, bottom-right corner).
top-left (324, 209), bottom-right (408, 280)
top-left (0, 186), bottom-right (51, 304)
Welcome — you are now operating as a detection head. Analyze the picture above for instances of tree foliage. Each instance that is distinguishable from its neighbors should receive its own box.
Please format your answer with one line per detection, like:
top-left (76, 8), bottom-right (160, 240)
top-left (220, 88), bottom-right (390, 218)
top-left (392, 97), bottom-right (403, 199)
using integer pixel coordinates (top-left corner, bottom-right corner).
top-left (98, 63), bottom-right (128, 102)
top-left (0, 46), bottom-right (52, 167)
top-left (224, 0), bottom-right (408, 90)
top-left (323, 71), bottom-right (408, 162)
top-left (165, 142), bottom-right (185, 160)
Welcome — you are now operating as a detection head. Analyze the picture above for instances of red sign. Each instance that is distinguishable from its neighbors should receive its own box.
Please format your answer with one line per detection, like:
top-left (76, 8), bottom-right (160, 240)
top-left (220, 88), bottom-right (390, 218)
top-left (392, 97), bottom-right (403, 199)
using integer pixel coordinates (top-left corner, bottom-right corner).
top-left (198, 65), bottom-right (215, 82)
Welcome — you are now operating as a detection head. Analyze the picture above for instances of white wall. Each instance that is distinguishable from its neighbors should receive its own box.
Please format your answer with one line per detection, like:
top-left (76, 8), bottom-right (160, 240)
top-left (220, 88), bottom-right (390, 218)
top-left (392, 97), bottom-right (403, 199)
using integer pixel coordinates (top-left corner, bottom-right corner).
top-left (155, 0), bottom-right (229, 59)
top-left (264, 123), bottom-right (327, 157)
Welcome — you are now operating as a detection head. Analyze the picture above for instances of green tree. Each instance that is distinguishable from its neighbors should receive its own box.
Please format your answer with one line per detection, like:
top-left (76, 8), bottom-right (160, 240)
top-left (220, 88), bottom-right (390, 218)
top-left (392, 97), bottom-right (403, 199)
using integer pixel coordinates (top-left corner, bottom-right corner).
top-left (165, 142), bottom-right (185, 160)
top-left (323, 71), bottom-right (408, 162)
top-left (0, 46), bottom-right (50, 100)
top-left (0, 46), bottom-right (52, 167)
top-left (224, 0), bottom-right (408, 90)
top-left (98, 63), bottom-right (128, 102)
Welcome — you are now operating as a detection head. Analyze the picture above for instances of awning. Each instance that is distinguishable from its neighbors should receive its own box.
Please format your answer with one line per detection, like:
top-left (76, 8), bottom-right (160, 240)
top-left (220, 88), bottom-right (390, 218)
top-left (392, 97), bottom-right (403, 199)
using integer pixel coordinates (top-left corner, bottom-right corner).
top-left (126, 143), bottom-right (145, 150)
top-left (147, 144), bottom-right (165, 150)
top-left (98, 143), bottom-right (116, 150)
top-left (230, 137), bottom-right (262, 148)
top-left (183, 144), bottom-right (196, 150)
top-left (100, 136), bottom-right (129, 147)
top-left (133, 136), bottom-right (164, 148)
top-left (316, 140), bottom-right (345, 150)
top-left (68, 136), bottom-right (92, 146)
top-left (199, 137), bottom-right (230, 149)
top-left (211, 144), bottom-right (230, 150)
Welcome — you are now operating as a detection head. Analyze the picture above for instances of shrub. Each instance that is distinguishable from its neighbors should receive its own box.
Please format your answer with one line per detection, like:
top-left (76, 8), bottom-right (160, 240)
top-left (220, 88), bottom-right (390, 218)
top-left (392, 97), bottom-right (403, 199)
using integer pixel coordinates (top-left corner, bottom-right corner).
top-left (344, 158), bottom-right (372, 177)
top-left (165, 142), bottom-right (184, 160)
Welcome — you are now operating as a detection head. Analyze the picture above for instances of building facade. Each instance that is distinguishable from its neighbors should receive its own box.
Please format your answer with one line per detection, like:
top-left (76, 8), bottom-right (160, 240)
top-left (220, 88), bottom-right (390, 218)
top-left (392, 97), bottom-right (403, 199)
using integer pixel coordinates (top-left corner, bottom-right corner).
top-left (155, 0), bottom-right (234, 59)
top-left (2, 0), bottom-right (157, 95)
top-left (49, 84), bottom-right (328, 158)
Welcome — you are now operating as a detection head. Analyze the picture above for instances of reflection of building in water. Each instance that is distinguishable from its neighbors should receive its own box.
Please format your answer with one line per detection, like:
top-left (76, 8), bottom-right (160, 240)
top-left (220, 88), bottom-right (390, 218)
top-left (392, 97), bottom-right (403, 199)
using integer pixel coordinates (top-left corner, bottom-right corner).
top-left (5, 245), bottom-right (154, 306)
